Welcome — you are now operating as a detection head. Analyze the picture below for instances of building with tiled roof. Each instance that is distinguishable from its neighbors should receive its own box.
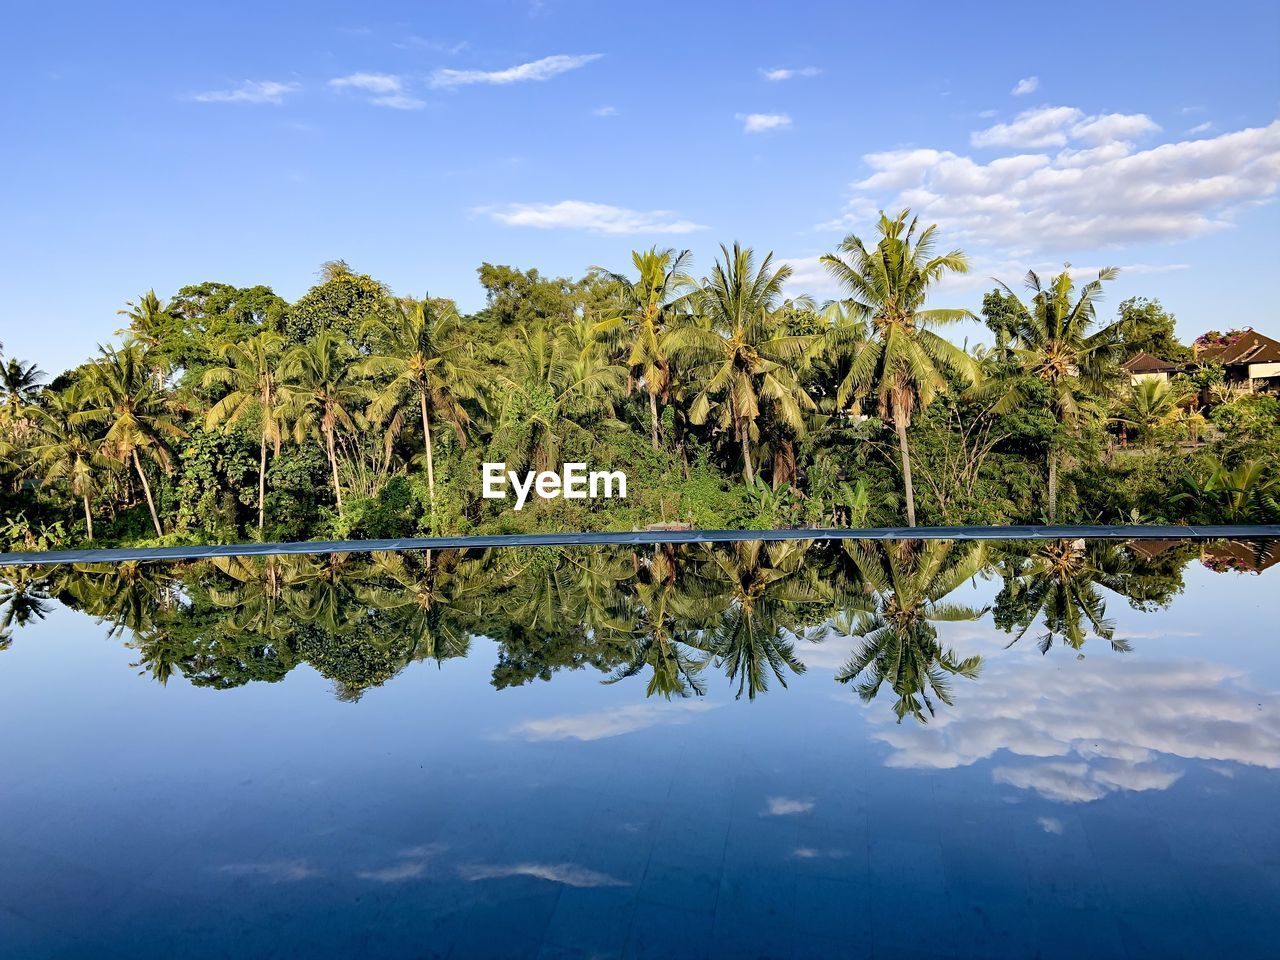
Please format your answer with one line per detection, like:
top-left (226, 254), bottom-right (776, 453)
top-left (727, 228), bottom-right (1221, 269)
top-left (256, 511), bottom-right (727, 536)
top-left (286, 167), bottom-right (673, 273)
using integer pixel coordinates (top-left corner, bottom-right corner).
top-left (1191, 329), bottom-right (1280, 393)
top-left (1121, 351), bottom-right (1180, 384)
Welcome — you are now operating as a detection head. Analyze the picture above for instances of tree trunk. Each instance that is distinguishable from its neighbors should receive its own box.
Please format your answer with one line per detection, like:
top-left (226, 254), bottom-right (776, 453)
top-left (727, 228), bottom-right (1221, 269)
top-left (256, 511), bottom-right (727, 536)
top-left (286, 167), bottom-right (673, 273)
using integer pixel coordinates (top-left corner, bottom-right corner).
top-left (258, 431), bottom-right (268, 533)
top-left (1047, 447), bottom-right (1058, 523)
top-left (132, 449), bottom-right (163, 537)
top-left (420, 388), bottom-right (435, 505)
top-left (325, 427), bottom-right (343, 514)
top-left (733, 394), bottom-right (754, 485)
top-left (648, 390), bottom-right (661, 451)
top-left (82, 492), bottom-right (94, 541)
top-left (894, 407), bottom-right (916, 528)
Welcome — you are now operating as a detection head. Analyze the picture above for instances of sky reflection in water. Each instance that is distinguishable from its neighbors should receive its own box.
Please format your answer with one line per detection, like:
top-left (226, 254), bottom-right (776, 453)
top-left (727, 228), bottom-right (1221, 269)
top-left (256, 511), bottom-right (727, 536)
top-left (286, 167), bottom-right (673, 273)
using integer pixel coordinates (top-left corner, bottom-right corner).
top-left (0, 538), bottom-right (1276, 959)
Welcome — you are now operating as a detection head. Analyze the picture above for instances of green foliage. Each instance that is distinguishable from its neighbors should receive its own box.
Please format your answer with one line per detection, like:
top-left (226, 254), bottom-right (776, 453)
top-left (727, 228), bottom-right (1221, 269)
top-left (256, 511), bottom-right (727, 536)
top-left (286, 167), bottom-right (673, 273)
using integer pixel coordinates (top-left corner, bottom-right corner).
top-left (3, 217), bottom-right (1272, 555)
top-left (1117, 296), bottom-right (1191, 363)
top-left (173, 424), bottom-right (257, 539)
top-left (282, 266), bottom-right (389, 346)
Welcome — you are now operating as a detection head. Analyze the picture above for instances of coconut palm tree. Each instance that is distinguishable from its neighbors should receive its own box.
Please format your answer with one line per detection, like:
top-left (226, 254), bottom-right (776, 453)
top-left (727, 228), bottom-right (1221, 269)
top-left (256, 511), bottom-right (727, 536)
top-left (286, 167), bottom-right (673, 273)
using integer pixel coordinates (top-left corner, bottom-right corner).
top-left (203, 331), bottom-right (285, 533)
top-left (1112, 378), bottom-right (1183, 449)
top-left (834, 539), bottom-right (986, 722)
top-left (591, 247), bottom-right (694, 451)
top-left (489, 322), bottom-right (624, 473)
top-left (279, 331), bottom-right (370, 515)
top-left (1, 354), bottom-right (45, 422)
top-left (359, 297), bottom-right (484, 506)
top-left (668, 243), bottom-right (815, 485)
top-left (79, 345), bottom-right (184, 537)
top-left (821, 210), bottom-right (978, 527)
top-left (985, 268), bottom-right (1125, 520)
top-left (116, 289), bottom-right (173, 385)
top-left (28, 387), bottom-right (107, 540)
top-left (0, 353), bottom-right (45, 484)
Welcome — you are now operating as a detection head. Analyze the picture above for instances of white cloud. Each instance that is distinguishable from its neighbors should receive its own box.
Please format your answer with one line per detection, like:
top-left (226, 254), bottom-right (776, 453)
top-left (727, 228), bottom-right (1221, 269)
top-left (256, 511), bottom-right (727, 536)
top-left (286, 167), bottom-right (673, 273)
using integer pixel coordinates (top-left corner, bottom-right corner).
top-left (330, 73), bottom-right (401, 94)
top-left (460, 862), bottom-right (628, 887)
top-left (761, 66), bottom-right (821, 81)
top-left (1187, 121), bottom-right (1214, 135)
top-left (480, 200), bottom-right (707, 236)
top-left (866, 656), bottom-right (1280, 804)
top-left (328, 73), bottom-right (424, 109)
top-left (506, 700), bottom-right (716, 740)
top-left (1037, 816), bottom-right (1064, 835)
top-left (739, 112), bottom-right (792, 134)
top-left (592, 105), bottom-right (618, 117)
top-left (396, 36), bottom-right (469, 54)
top-left (430, 53), bottom-right (602, 89)
top-left (972, 107), bottom-right (1159, 150)
top-left (192, 80), bottom-right (300, 105)
top-left (971, 106), bottom-right (1084, 148)
top-left (779, 255), bottom-right (843, 299)
top-left (1070, 112), bottom-right (1160, 144)
top-left (1011, 76), bottom-right (1040, 96)
top-left (765, 796), bottom-right (815, 815)
top-left (827, 118), bottom-right (1280, 255)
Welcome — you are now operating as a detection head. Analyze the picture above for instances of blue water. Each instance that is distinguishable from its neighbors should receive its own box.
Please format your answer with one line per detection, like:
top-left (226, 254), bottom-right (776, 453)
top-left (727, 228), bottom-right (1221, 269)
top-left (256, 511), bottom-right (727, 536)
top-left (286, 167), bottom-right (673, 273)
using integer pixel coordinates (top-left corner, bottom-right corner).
top-left (0, 540), bottom-right (1277, 958)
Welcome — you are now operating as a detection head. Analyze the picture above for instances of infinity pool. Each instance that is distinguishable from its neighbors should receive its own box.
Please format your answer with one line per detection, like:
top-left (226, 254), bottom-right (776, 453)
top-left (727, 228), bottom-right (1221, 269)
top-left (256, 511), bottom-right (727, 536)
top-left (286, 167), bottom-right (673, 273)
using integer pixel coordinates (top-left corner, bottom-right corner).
top-left (1, 538), bottom-right (1277, 958)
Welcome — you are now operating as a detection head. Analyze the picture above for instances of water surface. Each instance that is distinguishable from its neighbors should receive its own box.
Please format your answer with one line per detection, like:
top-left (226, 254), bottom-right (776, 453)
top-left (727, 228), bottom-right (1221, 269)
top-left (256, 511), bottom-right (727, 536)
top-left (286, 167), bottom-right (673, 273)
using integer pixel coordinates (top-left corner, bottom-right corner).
top-left (1, 538), bottom-right (1277, 958)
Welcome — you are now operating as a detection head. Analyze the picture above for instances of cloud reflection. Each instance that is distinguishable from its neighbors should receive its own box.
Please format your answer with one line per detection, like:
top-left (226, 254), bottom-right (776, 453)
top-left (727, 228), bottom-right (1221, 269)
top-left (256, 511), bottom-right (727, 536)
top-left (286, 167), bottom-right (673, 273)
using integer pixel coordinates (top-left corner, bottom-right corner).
top-left (459, 862), bottom-right (628, 887)
top-left (219, 860), bottom-right (320, 882)
top-left (765, 796), bottom-right (815, 816)
top-left (869, 658), bottom-right (1279, 803)
top-left (507, 701), bottom-right (717, 741)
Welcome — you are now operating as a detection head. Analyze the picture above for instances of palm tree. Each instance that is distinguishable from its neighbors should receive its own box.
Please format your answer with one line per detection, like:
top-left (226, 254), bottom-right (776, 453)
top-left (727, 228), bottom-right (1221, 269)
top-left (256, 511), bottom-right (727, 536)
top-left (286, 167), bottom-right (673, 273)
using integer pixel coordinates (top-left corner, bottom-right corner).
top-left (668, 243), bottom-right (815, 485)
top-left (280, 331), bottom-right (369, 514)
top-left (1, 354), bottom-right (45, 422)
top-left (359, 297), bottom-right (483, 505)
top-left (203, 331), bottom-right (285, 532)
top-left (1112, 378), bottom-right (1182, 449)
top-left (986, 268), bottom-right (1124, 520)
top-left (28, 387), bottom-right (107, 540)
top-left (821, 210), bottom-right (978, 527)
top-left (834, 540), bottom-right (985, 722)
top-left (489, 322), bottom-right (624, 473)
top-left (79, 345), bottom-right (184, 537)
top-left (591, 248), bottom-right (694, 450)
top-left (116, 289), bottom-right (172, 385)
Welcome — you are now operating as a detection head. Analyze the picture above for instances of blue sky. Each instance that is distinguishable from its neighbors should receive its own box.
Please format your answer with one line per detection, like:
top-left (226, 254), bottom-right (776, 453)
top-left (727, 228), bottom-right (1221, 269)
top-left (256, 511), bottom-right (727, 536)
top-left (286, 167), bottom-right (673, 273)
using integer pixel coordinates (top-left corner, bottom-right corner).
top-left (2, 0), bottom-right (1278, 375)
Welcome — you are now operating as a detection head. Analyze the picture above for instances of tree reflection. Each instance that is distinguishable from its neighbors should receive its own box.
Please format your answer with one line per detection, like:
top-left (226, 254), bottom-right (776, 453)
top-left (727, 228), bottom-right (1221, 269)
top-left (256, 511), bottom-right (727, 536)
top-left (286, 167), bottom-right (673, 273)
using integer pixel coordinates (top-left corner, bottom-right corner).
top-left (990, 539), bottom-right (1191, 655)
top-left (832, 540), bottom-right (985, 723)
top-left (602, 545), bottom-right (713, 699)
top-left (696, 540), bottom-right (827, 700)
top-left (0, 566), bottom-right (56, 647)
top-left (0, 536), bottom-right (1263, 721)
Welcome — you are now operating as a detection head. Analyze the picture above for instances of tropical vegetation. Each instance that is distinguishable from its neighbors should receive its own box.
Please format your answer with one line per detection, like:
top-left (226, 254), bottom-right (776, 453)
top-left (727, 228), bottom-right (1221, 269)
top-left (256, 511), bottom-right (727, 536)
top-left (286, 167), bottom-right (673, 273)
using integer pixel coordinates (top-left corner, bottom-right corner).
top-left (1, 211), bottom-right (1278, 555)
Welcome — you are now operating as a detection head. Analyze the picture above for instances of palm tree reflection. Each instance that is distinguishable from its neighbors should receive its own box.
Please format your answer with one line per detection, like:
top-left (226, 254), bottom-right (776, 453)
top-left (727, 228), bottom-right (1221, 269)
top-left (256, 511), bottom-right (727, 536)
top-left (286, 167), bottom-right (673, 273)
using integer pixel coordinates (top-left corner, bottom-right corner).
top-left (0, 534), bottom-right (1227, 721)
top-left (832, 540), bottom-right (985, 723)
